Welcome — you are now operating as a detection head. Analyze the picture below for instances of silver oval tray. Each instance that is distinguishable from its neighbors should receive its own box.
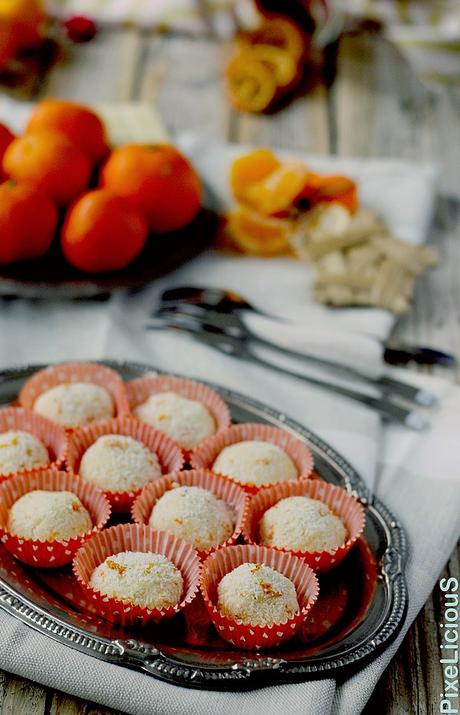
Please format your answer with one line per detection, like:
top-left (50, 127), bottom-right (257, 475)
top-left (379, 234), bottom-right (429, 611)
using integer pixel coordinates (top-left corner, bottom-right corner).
top-left (0, 361), bottom-right (408, 690)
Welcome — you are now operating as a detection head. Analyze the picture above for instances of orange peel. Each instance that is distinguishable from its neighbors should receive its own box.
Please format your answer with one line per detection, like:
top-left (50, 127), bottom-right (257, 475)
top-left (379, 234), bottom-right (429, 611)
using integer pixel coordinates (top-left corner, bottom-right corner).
top-left (245, 161), bottom-right (311, 215)
top-left (226, 53), bottom-right (277, 114)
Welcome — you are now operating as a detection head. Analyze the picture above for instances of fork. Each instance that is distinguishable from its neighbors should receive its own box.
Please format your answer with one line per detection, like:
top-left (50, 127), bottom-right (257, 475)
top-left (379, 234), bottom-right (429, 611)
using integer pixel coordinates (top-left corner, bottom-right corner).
top-left (154, 304), bottom-right (437, 407)
top-left (147, 314), bottom-right (430, 430)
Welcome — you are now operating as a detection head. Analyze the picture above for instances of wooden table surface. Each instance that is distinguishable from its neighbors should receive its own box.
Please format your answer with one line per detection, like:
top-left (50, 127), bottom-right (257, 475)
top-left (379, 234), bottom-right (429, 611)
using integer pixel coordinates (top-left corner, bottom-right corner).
top-left (1, 25), bottom-right (459, 715)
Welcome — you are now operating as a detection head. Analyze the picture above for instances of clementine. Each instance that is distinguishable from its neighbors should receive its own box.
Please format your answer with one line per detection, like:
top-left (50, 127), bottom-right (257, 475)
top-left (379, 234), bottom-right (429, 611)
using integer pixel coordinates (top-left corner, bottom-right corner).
top-left (3, 131), bottom-right (92, 205)
top-left (0, 123), bottom-right (15, 180)
top-left (100, 144), bottom-right (202, 233)
top-left (61, 188), bottom-right (148, 273)
top-left (230, 148), bottom-right (280, 203)
top-left (0, 181), bottom-right (58, 264)
top-left (226, 205), bottom-right (292, 256)
top-left (26, 100), bottom-right (109, 164)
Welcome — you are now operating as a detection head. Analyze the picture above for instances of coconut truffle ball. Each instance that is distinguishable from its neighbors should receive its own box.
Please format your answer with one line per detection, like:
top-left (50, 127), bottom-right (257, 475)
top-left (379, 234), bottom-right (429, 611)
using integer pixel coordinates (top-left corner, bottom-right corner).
top-left (90, 551), bottom-right (183, 610)
top-left (259, 496), bottom-right (347, 552)
top-left (149, 485), bottom-right (234, 550)
top-left (7, 490), bottom-right (92, 541)
top-left (33, 382), bottom-right (114, 428)
top-left (79, 434), bottom-right (162, 492)
top-left (217, 562), bottom-right (299, 626)
top-left (213, 441), bottom-right (297, 486)
top-left (134, 392), bottom-right (215, 450)
top-left (0, 430), bottom-right (49, 475)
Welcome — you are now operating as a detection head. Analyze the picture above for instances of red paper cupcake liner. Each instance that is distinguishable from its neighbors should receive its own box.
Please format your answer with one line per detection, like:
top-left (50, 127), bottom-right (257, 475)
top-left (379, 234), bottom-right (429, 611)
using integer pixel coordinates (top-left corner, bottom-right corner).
top-left (0, 407), bottom-right (67, 483)
top-left (190, 423), bottom-right (314, 493)
top-left (0, 469), bottom-right (111, 568)
top-left (18, 362), bottom-right (130, 427)
top-left (131, 469), bottom-right (249, 559)
top-left (73, 523), bottom-right (201, 626)
top-left (64, 417), bottom-right (185, 513)
top-left (126, 375), bottom-right (231, 454)
top-left (241, 479), bottom-right (365, 573)
top-left (200, 543), bottom-right (319, 650)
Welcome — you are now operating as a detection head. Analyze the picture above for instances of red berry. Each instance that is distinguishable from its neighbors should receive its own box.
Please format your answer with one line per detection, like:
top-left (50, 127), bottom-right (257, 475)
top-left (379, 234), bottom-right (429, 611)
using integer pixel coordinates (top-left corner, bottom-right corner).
top-left (63, 16), bottom-right (97, 43)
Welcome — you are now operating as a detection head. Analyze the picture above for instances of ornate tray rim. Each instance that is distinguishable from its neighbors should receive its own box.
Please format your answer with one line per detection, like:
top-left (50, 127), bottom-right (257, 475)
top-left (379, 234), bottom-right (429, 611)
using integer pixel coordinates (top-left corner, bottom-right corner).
top-left (0, 361), bottom-right (408, 689)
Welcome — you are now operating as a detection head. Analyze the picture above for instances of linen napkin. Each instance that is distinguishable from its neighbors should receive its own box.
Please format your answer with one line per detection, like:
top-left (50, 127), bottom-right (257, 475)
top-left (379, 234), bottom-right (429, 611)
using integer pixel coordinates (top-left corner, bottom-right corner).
top-left (0, 306), bottom-right (459, 715)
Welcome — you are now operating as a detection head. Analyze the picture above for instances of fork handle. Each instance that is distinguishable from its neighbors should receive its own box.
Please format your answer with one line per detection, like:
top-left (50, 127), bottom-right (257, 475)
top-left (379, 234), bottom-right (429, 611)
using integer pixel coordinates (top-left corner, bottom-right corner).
top-left (243, 352), bottom-right (429, 430)
top-left (244, 330), bottom-right (437, 407)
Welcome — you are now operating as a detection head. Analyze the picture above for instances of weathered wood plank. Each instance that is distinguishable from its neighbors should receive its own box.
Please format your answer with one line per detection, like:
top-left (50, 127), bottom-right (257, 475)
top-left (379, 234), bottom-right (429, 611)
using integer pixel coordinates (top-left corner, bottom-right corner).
top-left (232, 86), bottom-right (330, 153)
top-left (138, 35), bottom-right (232, 140)
top-left (0, 674), bottom-right (47, 715)
top-left (43, 29), bottom-right (144, 102)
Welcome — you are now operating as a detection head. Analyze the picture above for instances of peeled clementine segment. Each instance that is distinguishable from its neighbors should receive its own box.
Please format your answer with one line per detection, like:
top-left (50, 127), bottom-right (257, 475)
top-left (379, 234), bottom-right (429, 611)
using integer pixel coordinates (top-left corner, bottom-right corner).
top-left (238, 17), bottom-right (306, 64)
top-left (245, 161), bottom-right (310, 215)
top-left (226, 205), bottom-right (292, 256)
top-left (250, 44), bottom-right (299, 88)
top-left (227, 53), bottom-right (277, 113)
top-left (230, 148), bottom-right (280, 203)
top-left (296, 174), bottom-right (359, 214)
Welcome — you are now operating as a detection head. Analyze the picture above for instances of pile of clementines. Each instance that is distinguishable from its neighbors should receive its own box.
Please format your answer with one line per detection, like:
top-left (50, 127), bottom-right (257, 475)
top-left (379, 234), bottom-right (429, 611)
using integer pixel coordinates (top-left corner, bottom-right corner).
top-left (0, 100), bottom-right (202, 273)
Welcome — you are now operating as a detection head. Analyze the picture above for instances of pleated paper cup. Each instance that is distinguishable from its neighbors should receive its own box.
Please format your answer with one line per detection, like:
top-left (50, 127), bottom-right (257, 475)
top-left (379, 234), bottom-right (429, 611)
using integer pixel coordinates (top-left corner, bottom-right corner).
top-left (0, 407), bottom-right (67, 482)
top-left (132, 469), bottom-right (249, 559)
top-left (18, 362), bottom-right (130, 428)
top-left (190, 423), bottom-right (314, 493)
top-left (126, 375), bottom-right (231, 453)
top-left (64, 417), bottom-right (185, 513)
top-left (241, 479), bottom-right (365, 573)
top-left (200, 544), bottom-right (319, 650)
top-left (0, 469), bottom-right (111, 568)
top-left (73, 523), bottom-right (201, 626)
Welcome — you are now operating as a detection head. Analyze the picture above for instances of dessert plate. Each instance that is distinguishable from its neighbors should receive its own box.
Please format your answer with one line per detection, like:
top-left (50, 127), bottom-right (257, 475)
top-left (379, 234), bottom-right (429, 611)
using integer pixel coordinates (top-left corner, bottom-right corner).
top-left (0, 361), bottom-right (408, 690)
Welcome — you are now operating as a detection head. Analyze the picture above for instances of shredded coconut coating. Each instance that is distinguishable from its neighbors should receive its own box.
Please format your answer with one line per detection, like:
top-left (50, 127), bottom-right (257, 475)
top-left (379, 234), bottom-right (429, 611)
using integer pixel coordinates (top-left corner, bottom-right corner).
top-left (259, 496), bottom-right (347, 552)
top-left (80, 434), bottom-right (162, 491)
top-left (0, 430), bottom-right (49, 475)
top-left (90, 551), bottom-right (183, 610)
top-left (33, 382), bottom-right (114, 427)
top-left (149, 485), bottom-right (234, 550)
top-left (134, 392), bottom-right (215, 450)
top-left (8, 490), bottom-right (92, 541)
top-left (213, 440), bottom-right (297, 486)
top-left (217, 562), bottom-right (299, 626)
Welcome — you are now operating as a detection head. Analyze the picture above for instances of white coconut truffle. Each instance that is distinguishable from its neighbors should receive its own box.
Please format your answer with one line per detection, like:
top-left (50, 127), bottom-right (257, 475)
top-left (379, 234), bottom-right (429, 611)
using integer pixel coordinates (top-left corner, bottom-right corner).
top-left (7, 490), bottom-right (92, 541)
top-left (134, 392), bottom-right (215, 450)
top-left (0, 430), bottom-right (49, 475)
top-left (33, 382), bottom-right (114, 428)
top-left (213, 441), bottom-right (297, 486)
top-left (217, 562), bottom-right (299, 626)
top-left (149, 485), bottom-right (234, 550)
top-left (259, 496), bottom-right (347, 552)
top-left (90, 551), bottom-right (183, 610)
top-left (79, 434), bottom-right (162, 492)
